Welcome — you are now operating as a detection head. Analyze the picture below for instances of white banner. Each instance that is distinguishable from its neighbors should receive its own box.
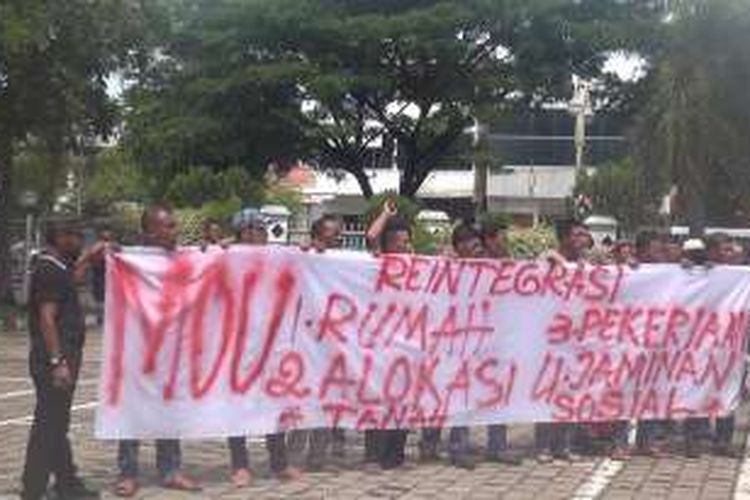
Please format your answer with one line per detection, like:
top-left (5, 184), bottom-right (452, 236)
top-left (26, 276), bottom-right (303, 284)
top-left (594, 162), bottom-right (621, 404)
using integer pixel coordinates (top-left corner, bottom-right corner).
top-left (95, 247), bottom-right (750, 439)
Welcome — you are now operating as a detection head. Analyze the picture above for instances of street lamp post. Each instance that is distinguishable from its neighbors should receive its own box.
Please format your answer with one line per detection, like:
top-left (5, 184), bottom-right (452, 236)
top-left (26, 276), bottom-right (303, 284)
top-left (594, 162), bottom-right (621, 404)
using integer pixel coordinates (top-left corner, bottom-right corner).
top-left (467, 118), bottom-right (488, 219)
top-left (569, 76), bottom-right (593, 175)
top-left (17, 190), bottom-right (39, 303)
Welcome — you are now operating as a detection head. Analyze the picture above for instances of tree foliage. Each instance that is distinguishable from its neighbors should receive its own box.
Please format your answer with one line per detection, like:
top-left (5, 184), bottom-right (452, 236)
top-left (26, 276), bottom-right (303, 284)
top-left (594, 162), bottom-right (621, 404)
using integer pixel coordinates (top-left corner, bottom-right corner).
top-left (123, 0), bottom-right (663, 200)
top-left (0, 0), bottom-right (150, 295)
top-left (85, 148), bottom-right (148, 211)
top-left (630, 0), bottom-right (750, 234)
top-left (575, 158), bottom-right (655, 234)
top-left (165, 166), bottom-right (264, 208)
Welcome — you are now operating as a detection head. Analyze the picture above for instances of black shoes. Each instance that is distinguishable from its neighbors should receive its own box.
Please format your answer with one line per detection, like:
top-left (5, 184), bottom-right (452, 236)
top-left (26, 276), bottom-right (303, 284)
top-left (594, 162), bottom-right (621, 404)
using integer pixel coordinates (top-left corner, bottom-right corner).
top-left (54, 478), bottom-right (100, 499)
top-left (450, 454), bottom-right (476, 470)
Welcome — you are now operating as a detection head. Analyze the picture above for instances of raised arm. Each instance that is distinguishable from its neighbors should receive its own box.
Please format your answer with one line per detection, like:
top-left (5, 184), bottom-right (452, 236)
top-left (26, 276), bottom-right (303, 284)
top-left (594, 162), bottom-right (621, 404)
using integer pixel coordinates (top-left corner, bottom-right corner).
top-left (366, 199), bottom-right (398, 251)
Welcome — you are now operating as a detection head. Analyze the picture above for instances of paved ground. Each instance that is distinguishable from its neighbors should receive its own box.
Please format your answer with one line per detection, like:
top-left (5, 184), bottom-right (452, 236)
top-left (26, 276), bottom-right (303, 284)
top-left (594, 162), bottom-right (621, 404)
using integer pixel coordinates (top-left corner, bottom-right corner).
top-left (1, 328), bottom-right (748, 500)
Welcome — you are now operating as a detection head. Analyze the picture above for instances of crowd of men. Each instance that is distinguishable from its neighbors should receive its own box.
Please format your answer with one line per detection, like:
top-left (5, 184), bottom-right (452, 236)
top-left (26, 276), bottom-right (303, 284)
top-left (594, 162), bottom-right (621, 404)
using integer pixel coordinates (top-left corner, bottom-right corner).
top-left (19, 200), bottom-right (748, 499)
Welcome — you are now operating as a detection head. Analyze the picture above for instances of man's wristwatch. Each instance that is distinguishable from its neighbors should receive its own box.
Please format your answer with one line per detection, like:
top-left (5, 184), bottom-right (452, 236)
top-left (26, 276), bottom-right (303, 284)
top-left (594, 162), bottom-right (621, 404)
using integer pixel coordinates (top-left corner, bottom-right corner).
top-left (49, 354), bottom-right (66, 368)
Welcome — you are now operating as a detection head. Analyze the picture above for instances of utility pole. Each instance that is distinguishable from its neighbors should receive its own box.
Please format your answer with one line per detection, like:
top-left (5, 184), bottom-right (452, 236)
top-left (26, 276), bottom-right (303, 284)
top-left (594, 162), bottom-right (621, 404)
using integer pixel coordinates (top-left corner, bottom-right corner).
top-left (569, 75), bottom-right (593, 175)
top-left (469, 118), bottom-right (488, 219)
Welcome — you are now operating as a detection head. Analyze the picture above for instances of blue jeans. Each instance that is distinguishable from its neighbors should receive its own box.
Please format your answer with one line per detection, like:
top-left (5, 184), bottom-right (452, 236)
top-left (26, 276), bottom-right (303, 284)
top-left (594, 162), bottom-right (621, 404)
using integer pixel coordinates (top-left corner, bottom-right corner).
top-left (228, 434), bottom-right (289, 473)
top-left (424, 427), bottom-right (470, 459)
top-left (448, 427), bottom-right (470, 459)
top-left (487, 425), bottom-right (508, 455)
top-left (117, 440), bottom-right (181, 481)
top-left (716, 415), bottom-right (735, 446)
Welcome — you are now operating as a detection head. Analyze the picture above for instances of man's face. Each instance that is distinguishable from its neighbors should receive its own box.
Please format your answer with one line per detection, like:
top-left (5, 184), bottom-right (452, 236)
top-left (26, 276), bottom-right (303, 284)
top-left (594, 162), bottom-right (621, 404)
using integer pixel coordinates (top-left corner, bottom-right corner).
top-left (639, 240), bottom-right (665, 263)
top-left (614, 243), bottom-right (634, 263)
top-left (455, 236), bottom-right (483, 259)
top-left (204, 223), bottom-right (223, 244)
top-left (710, 242), bottom-right (736, 265)
top-left (483, 232), bottom-right (508, 259)
top-left (57, 231), bottom-right (84, 260)
top-left (317, 220), bottom-right (342, 249)
top-left (239, 226), bottom-right (268, 246)
top-left (148, 209), bottom-right (179, 250)
top-left (563, 225), bottom-right (591, 258)
top-left (384, 230), bottom-right (412, 254)
top-left (665, 243), bottom-right (683, 263)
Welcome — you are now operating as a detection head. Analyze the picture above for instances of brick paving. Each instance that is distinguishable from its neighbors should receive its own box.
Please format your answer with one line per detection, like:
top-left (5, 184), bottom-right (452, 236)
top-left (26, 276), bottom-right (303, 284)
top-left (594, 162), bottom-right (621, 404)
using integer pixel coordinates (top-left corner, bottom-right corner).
top-left (0, 329), bottom-right (746, 499)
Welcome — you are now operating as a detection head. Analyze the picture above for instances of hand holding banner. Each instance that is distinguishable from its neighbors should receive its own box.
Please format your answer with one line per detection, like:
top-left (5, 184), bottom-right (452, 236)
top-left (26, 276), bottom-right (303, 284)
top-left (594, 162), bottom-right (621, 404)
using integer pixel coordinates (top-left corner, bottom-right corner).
top-left (95, 247), bottom-right (750, 439)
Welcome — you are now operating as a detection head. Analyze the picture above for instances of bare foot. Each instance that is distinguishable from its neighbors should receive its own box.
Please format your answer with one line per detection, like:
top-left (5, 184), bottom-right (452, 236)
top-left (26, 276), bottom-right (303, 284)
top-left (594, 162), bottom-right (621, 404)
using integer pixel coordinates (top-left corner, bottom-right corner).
top-left (276, 466), bottom-right (303, 481)
top-left (162, 472), bottom-right (201, 491)
top-left (113, 478), bottom-right (139, 498)
top-left (610, 447), bottom-right (630, 461)
top-left (230, 468), bottom-right (253, 488)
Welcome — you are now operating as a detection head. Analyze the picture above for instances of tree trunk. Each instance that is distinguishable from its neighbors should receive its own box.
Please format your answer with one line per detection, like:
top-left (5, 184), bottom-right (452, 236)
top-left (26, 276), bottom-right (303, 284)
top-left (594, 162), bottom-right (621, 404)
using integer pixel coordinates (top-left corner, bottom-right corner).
top-left (399, 162), bottom-right (422, 199)
top-left (351, 168), bottom-right (374, 199)
top-left (0, 135), bottom-right (13, 301)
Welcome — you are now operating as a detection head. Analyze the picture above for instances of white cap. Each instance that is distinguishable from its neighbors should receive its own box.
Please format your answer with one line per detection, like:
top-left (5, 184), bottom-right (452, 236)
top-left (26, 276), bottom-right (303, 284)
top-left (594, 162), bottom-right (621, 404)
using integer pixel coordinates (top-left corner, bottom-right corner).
top-left (682, 238), bottom-right (706, 252)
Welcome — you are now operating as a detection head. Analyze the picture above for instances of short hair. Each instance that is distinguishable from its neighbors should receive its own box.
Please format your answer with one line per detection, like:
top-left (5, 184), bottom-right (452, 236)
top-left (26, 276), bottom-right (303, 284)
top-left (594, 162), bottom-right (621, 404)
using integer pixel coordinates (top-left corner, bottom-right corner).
top-left (635, 231), bottom-right (662, 253)
top-left (380, 216), bottom-right (411, 250)
top-left (707, 232), bottom-right (732, 252)
top-left (480, 219), bottom-right (508, 240)
top-left (311, 214), bottom-right (341, 238)
top-left (141, 203), bottom-right (173, 233)
top-left (203, 218), bottom-right (222, 231)
top-left (452, 223), bottom-right (481, 249)
top-left (555, 218), bottom-right (587, 242)
top-left (44, 220), bottom-right (83, 246)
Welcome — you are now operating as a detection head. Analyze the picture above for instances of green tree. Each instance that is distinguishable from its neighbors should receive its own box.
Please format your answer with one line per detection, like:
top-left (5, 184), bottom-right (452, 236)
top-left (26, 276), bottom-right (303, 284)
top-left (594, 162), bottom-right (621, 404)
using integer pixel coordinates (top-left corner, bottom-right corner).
top-left (85, 148), bottom-right (149, 212)
top-left (121, 0), bottom-right (308, 196)
top-left (165, 166), bottom-right (264, 208)
top-left (0, 0), bottom-right (150, 296)
top-left (123, 0), bottom-right (663, 201)
top-left (575, 158), bottom-right (655, 234)
top-left (631, 0), bottom-right (750, 235)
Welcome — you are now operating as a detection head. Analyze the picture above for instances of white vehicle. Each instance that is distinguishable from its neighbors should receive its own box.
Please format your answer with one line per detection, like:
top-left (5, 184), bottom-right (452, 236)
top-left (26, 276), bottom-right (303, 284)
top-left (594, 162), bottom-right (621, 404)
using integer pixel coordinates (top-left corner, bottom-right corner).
top-left (669, 226), bottom-right (750, 241)
top-left (584, 215), bottom-right (618, 246)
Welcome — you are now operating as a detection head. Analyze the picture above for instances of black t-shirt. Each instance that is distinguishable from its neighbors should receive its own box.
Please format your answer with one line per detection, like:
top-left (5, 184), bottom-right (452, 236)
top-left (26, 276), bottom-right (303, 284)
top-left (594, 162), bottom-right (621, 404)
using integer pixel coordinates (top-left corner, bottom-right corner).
top-left (91, 260), bottom-right (105, 303)
top-left (28, 254), bottom-right (86, 357)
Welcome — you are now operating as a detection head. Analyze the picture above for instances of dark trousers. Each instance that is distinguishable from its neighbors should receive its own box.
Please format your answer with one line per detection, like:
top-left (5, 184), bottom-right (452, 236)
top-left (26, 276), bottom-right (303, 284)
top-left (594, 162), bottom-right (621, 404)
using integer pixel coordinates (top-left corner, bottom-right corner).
top-left (421, 426), bottom-right (472, 459)
top-left (22, 352), bottom-right (81, 499)
top-left (535, 422), bottom-right (572, 455)
top-left (228, 437), bottom-right (249, 470)
top-left (716, 415), bottom-right (735, 446)
top-left (487, 424), bottom-right (508, 454)
top-left (117, 439), bottom-right (181, 481)
top-left (685, 417), bottom-right (711, 445)
top-left (379, 430), bottom-right (408, 467)
top-left (266, 433), bottom-right (289, 473)
top-left (364, 429), bottom-right (407, 467)
top-left (636, 419), bottom-right (665, 449)
top-left (309, 428), bottom-right (331, 460)
top-left (227, 434), bottom-right (289, 473)
top-left (685, 415), bottom-right (735, 450)
top-left (364, 430), bottom-right (380, 462)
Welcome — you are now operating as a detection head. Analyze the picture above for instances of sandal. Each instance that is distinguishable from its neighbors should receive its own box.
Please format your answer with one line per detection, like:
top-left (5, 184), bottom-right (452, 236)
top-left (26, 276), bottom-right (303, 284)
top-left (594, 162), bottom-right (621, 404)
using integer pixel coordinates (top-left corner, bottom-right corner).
top-left (113, 478), bottom-right (139, 498)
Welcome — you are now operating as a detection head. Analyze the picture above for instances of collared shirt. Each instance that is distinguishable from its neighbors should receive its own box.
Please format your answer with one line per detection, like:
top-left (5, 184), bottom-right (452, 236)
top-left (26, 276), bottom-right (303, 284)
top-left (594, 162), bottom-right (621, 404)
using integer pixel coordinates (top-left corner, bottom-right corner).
top-left (28, 252), bottom-right (86, 357)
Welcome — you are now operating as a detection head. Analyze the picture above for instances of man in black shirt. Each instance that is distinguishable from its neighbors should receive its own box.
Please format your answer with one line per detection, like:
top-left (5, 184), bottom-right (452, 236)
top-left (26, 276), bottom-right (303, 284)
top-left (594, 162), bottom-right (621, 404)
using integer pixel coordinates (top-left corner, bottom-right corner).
top-left (535, 219), bottom-right (591, 463)
top-left (21, 221), bottom-right (103, 500)
top-left (480, 220), bottom-right (523, 466)
top-left (113, 204), bottom-right (200, 497)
